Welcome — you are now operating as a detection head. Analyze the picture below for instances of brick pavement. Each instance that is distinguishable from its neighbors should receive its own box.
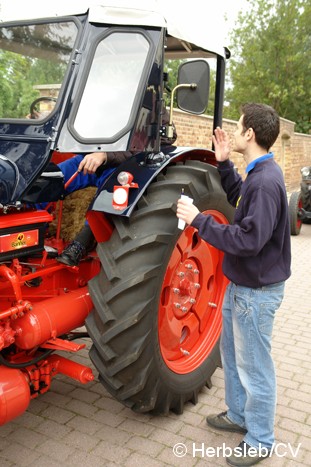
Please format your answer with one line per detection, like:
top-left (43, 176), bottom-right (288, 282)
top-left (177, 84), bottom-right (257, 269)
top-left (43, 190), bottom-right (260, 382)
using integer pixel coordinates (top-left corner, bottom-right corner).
top-left (0, 224), bottom-right (310, 467)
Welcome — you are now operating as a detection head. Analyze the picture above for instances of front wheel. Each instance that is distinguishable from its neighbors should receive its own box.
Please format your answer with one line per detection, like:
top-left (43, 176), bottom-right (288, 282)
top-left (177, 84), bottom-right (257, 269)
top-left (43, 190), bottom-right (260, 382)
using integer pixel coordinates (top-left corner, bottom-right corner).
top-left (289, 191), bottom-right (302, 235)
top-left (86, 160), bottom-right (234, 414)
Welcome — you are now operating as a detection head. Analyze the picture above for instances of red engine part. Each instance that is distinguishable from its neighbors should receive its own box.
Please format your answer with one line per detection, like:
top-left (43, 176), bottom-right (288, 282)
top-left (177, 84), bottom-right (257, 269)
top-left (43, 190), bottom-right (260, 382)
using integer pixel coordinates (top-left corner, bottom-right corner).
top-left (46, 354), bottom-right (94, 383)
top-left (11, 287), bottom-right (93, 349)
top-left (0, 366), bottom-right (30, 425)
top-left (0, 354), bottom-right (94, 426)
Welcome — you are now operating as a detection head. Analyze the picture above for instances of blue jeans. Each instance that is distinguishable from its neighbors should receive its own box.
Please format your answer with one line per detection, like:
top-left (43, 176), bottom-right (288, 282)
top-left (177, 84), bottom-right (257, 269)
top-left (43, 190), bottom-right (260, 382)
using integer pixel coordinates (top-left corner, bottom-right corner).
top-left (220, 281), bottom-right (285, 450)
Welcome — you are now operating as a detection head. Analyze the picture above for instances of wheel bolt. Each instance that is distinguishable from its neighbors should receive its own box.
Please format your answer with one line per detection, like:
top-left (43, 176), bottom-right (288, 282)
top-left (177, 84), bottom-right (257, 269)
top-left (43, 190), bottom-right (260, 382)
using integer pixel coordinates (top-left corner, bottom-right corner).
top-left (194, 283), bottom-right (200, 289)
top-left (174, 303), bottom-right (181, 309)
top-left (173, 288), bottom-right (180, 294)
top-left (190, 298), bottom-right (196, 304)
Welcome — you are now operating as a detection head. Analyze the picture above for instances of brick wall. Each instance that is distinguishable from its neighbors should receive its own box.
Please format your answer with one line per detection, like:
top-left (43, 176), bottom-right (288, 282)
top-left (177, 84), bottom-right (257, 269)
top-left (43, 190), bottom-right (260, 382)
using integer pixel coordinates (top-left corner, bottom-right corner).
top-left (172, 109), bottom-right (311, 192)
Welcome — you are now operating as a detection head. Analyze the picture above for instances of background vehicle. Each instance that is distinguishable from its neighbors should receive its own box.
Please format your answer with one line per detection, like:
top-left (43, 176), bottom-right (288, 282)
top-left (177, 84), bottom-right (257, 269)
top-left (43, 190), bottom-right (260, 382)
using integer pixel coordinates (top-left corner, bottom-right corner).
top-left (289, 166), bottom-right (311, 235)
top-left (0, 2), bottom-right (233, 425)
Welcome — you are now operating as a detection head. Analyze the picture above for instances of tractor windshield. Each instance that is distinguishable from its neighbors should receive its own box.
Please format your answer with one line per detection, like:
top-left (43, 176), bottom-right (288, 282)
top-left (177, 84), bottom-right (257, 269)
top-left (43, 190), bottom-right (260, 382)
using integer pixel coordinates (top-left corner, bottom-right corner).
top-left (0, 20), bottom-right (78, 120)
top-left (70, 30), bottom-right (151, 142)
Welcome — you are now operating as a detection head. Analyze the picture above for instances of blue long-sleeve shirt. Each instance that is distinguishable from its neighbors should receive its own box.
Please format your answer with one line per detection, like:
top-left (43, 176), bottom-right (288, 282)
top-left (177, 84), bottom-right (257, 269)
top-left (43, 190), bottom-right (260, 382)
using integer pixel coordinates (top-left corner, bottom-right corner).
top-left (191, 156), bottom-right (291, 287)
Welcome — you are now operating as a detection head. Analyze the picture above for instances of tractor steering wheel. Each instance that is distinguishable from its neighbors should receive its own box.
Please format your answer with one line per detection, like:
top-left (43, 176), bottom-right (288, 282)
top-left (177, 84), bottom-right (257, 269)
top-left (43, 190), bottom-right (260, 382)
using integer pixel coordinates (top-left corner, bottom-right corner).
top-left (29, 97), bottom-right (57, 119)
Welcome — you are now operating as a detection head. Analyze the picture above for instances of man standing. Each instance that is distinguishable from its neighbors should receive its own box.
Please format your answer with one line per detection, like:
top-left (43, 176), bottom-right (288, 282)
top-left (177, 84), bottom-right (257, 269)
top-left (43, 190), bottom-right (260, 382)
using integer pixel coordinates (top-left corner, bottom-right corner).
top-left (177, 103), bottom-right (291, 466)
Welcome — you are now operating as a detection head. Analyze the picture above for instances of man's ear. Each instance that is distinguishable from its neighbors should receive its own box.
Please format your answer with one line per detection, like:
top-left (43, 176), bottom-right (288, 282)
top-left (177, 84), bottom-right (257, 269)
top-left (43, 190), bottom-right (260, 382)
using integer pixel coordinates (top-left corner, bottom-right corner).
top-left (246, 127), bottom-right (254, 141)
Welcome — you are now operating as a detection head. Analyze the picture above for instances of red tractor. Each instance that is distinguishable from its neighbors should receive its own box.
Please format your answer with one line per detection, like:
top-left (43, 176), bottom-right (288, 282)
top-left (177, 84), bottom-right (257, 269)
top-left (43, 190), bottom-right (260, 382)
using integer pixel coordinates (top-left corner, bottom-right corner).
top-left (0, 3), bottom-right (233, 425)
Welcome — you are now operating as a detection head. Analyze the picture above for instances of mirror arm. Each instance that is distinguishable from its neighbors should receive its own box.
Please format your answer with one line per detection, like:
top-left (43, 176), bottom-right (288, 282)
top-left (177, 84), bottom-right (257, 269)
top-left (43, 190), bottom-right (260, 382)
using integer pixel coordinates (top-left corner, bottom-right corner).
top-left (167, 83), bottom-right (197, 138)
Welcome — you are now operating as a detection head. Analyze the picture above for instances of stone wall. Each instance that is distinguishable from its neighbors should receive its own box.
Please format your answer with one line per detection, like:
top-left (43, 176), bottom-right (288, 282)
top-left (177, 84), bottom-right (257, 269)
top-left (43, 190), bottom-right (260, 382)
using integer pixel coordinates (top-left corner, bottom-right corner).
top-left (172, 109), bottom-right (311, 192)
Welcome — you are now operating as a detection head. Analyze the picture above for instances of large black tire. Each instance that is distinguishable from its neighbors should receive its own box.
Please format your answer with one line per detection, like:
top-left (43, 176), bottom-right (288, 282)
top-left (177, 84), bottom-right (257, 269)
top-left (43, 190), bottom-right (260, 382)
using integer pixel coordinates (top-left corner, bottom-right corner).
top-left (86, 160), bottom-right (234, 414)
top-left (289, 191), bottom-right (302, 235)
top-left (301, 183), bottom-right (311, 224)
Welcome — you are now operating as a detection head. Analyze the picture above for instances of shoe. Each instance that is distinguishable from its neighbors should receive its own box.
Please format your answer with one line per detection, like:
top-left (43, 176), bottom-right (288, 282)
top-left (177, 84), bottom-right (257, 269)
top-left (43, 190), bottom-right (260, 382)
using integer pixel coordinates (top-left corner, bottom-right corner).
top-left (56, 240), bottom-right (86, 266)
top-left (226, 441), bottom-right (270, 466)
top-left (57, 224), bottom-right (96, 267)
top-left (206, 411), bottom-right (247, 434)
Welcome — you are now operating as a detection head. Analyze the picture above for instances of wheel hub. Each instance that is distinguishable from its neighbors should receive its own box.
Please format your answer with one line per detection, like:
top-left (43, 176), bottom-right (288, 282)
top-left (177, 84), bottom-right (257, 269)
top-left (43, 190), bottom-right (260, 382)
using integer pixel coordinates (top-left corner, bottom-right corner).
top-left (171, 259), bottom-right (200, 318)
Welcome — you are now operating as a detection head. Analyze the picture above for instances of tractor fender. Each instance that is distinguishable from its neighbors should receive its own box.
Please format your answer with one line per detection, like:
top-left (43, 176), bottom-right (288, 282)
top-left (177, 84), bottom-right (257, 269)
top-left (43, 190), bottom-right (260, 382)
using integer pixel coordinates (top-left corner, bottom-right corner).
top-left (90, 147), bottom-right (217, 217)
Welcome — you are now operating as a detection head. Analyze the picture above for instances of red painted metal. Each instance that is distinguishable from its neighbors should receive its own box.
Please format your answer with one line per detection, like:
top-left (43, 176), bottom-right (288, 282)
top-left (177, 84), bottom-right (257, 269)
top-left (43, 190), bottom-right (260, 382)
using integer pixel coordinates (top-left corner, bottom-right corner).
top-left (51, 151), bottom-right (76, 165)
top-left (0, 174), bottom-right (102, 426)
top-left (0, 352), bottom-right (94, 426)
top-left (0, 320), bottom-right (16, 349)
top-left (0, 210), bottom-right (53, 229)
top-left (64, 171), bottom-right (79, 190)
top-left (11, 287), bottom-right (93, 349)
top-left (0, 264), bottom-right (23, 302)
top-left (158, 210), bottom-right (229, 374)
top-left (0, 366), bottom-right (30, 425)
top-left (0, 255), bottom-right (100, 303)
top-left (86, 210), bottom-right (114, 243)
top-left (47, 355), bottom-right (94, 383)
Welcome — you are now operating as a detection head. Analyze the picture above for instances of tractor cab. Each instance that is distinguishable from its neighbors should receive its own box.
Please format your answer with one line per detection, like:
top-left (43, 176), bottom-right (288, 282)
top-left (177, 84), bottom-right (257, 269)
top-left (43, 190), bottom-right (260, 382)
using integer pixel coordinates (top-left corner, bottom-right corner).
top-left (0, 2), bottom-right (228, 207)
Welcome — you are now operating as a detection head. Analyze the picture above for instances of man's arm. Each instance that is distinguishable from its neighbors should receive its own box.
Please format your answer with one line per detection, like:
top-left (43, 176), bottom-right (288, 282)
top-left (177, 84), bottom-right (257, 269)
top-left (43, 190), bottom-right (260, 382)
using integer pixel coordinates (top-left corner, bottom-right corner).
top-left (178, 186), bottom-right (278, 257)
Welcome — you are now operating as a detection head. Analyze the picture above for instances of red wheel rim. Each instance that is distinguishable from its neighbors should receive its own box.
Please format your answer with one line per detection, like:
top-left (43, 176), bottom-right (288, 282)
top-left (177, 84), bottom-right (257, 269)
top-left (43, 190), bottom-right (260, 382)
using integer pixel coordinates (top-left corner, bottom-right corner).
top-left (159, 210), bottom-right (229, 374)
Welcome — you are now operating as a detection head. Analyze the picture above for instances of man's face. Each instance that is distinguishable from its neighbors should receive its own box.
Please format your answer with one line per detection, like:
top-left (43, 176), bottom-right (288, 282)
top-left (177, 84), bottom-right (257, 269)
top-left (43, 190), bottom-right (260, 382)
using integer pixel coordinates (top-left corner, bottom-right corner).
top-left (233, 115), bottom-right (247, 154)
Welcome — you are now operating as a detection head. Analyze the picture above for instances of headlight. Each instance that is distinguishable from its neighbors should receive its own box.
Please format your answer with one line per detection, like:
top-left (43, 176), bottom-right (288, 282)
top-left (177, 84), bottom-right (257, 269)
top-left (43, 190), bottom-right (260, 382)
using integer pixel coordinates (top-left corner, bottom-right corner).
top-left (117, 171), bottom-right (134, 186)
top-left (301, 167), bottom-right (311, 178)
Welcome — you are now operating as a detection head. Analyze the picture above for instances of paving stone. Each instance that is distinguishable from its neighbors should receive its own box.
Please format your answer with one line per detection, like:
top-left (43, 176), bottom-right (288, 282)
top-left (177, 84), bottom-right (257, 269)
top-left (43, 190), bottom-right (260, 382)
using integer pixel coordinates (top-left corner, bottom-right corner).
top-left (91, 440), bottom-right (132, 463)
top-left (125, 435), bottom-right (164, 457)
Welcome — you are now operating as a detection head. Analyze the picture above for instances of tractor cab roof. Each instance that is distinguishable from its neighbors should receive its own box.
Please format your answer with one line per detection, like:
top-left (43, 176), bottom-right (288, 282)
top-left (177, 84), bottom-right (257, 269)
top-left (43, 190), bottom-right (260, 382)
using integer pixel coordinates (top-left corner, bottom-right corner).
top-left (0, 0), bottom-right (228, 59)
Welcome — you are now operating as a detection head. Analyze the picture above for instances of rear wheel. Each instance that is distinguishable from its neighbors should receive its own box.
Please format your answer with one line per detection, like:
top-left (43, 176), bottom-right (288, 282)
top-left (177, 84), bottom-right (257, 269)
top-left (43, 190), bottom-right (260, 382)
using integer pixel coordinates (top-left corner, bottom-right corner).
top-left (289, 191), bottom-right (302, 235)
top-left (86, 160), bottom-right (234, 413)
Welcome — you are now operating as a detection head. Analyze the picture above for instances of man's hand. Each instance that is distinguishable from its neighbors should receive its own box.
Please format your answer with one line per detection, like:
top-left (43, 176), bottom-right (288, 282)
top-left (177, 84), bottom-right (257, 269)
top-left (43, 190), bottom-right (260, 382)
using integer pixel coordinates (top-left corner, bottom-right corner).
top-left (177, 198), bottom-right (200, 225)
top-left (212, 127), bottom-right (231, 162)
top-left (78, 152), bottom-right (107, 175)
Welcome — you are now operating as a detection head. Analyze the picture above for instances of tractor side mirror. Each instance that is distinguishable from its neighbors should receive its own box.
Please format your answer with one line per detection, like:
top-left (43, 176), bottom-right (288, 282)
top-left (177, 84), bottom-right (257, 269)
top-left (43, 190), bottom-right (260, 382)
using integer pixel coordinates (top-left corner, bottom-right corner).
top-left (176, 60), bottom-right (210, 114)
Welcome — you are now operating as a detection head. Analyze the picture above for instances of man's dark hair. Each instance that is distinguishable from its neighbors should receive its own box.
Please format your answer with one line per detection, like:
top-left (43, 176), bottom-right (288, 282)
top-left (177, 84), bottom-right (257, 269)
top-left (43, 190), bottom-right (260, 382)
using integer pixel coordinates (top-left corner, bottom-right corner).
top-left (240, 103), bottom-right (280, 151)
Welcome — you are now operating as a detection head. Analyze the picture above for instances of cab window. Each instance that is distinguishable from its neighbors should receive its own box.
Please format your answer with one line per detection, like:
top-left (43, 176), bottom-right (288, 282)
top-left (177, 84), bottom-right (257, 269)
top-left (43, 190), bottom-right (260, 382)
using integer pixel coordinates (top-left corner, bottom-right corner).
top-left (0, 21), bottom-right (78, 120)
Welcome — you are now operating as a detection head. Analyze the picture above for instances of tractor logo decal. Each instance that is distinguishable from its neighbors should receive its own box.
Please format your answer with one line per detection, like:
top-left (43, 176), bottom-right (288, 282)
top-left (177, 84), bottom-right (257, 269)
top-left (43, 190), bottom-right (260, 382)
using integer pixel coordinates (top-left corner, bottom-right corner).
top-left (11, 233), bottom-right (26, 249)
top-left (0, 230), bottom-right (39, 253)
